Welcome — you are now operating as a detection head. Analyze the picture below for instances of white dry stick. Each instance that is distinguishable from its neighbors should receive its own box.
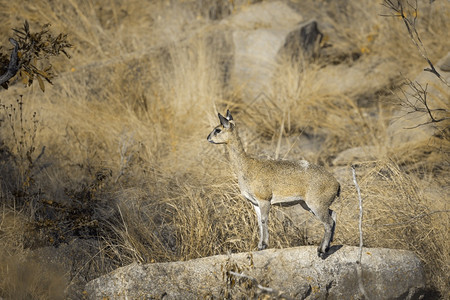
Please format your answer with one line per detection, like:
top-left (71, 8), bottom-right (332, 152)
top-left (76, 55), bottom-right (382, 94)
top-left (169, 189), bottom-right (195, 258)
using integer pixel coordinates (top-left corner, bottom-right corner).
top-left (352, 165), bottom-right (369, 300)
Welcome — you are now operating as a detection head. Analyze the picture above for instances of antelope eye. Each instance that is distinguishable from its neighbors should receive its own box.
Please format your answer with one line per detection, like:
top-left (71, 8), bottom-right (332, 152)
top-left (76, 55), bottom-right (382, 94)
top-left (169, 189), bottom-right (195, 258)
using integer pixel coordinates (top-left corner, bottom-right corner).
top-left (214, 128), bottom-right (222, 134)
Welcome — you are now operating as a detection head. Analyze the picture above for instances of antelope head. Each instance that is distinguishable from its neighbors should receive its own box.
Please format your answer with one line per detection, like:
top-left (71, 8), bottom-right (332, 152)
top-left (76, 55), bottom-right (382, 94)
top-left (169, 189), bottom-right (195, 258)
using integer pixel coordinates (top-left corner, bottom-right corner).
top-left (207, 110), bottom-right (235, 145)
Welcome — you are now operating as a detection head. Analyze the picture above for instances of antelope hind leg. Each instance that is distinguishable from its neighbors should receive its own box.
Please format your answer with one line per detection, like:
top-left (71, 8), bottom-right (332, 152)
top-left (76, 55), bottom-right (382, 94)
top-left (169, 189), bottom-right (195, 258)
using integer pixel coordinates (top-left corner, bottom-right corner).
top-left (253, 200), bottom-right (271, 250)
top-left (329, 209), bottom-right (337, 243)
top-left (308, 204), bottom-right (335, 259)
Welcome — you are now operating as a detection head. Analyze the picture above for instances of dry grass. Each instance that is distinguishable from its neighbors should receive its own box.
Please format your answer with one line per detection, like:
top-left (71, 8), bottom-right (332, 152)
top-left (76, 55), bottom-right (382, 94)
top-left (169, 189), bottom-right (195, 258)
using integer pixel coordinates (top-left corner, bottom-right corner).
top-left (0, 0), bottom-right (449, 298)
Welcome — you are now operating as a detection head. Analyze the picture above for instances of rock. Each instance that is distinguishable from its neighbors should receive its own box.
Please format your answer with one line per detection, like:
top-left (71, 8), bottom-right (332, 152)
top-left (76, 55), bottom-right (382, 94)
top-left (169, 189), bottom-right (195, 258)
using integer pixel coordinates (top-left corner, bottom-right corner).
top-left (315, 56), bottom-right (399, 103)
top-left (438, 51), bottom-right (450, 72)
top-left (222, 1), bottom-right (322, 101)
top-left (223, 1), bottom-right (304, 31)
top-left (386, 52), bottom-right (450, 148)
top-left (282, 20), bottom-right (323, 59)
top-left (332, 146), bottom-right (380, 166)
top-left (85, 246), bottom-right (428, 299)
top-left (220, 1), bottom-right (404, 108)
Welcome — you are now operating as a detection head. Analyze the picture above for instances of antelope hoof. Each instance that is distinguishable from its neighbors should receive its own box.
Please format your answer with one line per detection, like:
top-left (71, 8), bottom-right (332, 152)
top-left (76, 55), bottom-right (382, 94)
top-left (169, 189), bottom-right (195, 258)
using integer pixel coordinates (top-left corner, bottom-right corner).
top-left (258, 243), bottom-right (268, 251)
top-left (317, 246), bottom-right (330, 259)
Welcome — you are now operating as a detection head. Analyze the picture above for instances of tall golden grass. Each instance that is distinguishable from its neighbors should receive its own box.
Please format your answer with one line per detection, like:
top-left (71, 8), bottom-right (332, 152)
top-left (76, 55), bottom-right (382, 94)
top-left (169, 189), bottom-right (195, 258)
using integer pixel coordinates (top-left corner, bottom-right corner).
top-left (0, 0), bottom-right (448, 298)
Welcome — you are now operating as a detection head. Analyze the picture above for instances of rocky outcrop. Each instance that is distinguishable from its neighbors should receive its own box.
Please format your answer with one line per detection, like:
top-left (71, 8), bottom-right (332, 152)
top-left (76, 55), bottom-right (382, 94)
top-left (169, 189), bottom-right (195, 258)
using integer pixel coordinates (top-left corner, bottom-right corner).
top-left (223, 1), bottom-right (322, 102)
top-left (332, 146), bottom-right (380, 166)
top-left (85, 246), bottom-right (427, 299)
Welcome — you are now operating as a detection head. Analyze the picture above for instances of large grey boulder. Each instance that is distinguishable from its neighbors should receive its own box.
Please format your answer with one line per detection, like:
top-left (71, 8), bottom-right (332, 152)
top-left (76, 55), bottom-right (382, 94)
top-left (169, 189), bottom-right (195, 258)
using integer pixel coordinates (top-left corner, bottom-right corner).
top-left (222, 1), bottom-right (322, 102)
top-left (332, 145), bottom-right (380, 167)
top-left (84, 246), bottom-right (427, 299)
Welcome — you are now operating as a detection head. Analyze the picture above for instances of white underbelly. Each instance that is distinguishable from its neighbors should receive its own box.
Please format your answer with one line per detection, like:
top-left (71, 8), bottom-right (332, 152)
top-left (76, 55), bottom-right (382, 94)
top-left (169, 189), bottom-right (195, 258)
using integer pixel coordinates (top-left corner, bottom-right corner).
top-left (271, 195), bottom-right (304, 205)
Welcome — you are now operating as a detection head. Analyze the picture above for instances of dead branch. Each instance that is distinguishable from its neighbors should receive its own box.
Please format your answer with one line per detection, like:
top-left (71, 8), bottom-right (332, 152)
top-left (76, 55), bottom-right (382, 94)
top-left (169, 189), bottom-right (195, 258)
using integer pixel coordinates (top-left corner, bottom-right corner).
top-left (381, 0), bottom-right (449, 87)
top-left (0, 39), bottom-right (20, 87)
top-left (392, 77), bottom-right (449, 128)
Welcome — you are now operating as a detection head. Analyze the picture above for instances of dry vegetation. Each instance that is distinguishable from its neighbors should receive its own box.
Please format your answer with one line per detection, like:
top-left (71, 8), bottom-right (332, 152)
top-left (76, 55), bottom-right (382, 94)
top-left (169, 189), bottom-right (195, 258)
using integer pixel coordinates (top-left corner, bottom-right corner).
top-left (0, 0), bottom-right (448, 298)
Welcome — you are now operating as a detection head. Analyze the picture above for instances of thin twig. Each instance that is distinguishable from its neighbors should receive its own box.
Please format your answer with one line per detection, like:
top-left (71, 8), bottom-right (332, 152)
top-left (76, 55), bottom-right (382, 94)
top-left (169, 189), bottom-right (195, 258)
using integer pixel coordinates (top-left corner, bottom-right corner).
top-left (381, 0), bottom-right (449, 87)
top-left (351, 165), bottom-right (369, 300)
top-left (0, 38), bottom-right (20, 86)
top-left (391, 76), bottom-right (449, 128)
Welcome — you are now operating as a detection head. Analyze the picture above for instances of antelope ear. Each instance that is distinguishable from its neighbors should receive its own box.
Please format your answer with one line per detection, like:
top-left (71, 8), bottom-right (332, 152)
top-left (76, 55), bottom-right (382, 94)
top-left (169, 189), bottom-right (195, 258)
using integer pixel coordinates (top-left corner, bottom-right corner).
top-left (226, 109), bottom-right (233, 121)
top-left (218, 113), bottom-right (230, 128)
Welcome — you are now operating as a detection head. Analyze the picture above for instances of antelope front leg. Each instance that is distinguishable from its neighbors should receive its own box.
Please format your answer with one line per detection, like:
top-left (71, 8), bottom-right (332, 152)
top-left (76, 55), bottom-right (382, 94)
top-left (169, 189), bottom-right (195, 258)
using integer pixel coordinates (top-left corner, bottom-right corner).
top-left (254, 200), bottom-right (271, 250)
top-left (306, 202), bottom-right (337, 259)
top-left (318, 209), bottom-right (336, 259)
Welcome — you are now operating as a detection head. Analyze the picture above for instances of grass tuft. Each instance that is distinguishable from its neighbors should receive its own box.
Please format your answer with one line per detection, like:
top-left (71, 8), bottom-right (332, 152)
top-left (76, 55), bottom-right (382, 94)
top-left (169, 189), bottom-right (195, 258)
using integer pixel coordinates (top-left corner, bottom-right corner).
top-left (0, 0), bottom-right (448, 298)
